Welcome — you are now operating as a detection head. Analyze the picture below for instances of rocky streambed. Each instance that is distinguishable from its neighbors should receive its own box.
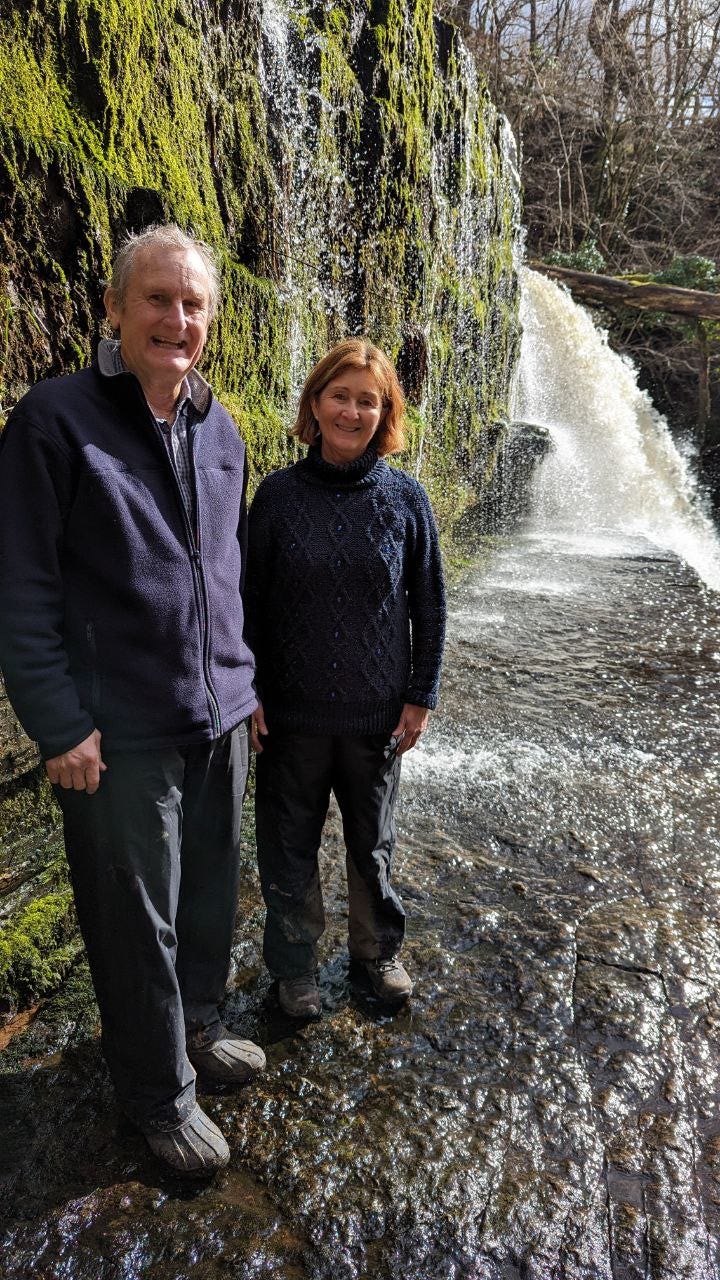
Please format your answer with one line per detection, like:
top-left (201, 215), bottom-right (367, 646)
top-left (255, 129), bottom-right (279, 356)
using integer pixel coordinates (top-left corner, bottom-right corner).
top-left (2, 528), bottom-right (720, 1278)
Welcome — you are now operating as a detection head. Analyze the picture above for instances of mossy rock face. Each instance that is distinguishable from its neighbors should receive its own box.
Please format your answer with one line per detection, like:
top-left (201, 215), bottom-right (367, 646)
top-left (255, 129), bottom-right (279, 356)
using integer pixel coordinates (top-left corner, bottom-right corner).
top-left (0, 767), bottom-right (56, 852)
top-left (0, 0), bottom-right (520, 505)
top-left (0, 0), bottom-right (521, 777)
top-left (0, 699), bottom-right (37, 787)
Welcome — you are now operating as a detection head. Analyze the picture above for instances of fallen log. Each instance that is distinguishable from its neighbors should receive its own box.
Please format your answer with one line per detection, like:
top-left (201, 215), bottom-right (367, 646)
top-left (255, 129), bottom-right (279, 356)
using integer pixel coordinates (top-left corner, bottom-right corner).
top-left (529, 261), bottom-right (720, 320)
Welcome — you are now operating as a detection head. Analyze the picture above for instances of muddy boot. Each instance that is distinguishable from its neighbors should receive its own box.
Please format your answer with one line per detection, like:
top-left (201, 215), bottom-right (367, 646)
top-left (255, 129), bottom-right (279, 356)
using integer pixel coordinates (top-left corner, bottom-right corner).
top-left (278, 973), bottom-right (321, 1018)
top-left (187, 1033), bottom-right (266, 1086)
top-left (360, 957), bottom-right (413, 1003)
top-left (143, 1105), bottom-right (230, 1177)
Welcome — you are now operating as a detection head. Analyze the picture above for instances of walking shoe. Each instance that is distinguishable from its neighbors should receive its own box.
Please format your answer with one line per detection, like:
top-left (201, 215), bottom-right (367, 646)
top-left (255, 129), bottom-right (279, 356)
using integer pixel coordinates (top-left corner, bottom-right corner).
top-left (187, 1034), bottom-right (266, 1085)
top-left (278, 973), bottom-right (321, 1018)
top-left (143, 1105), bottom-right (230, 1177)
top-left (361, 956), bottom-right (413, 1002)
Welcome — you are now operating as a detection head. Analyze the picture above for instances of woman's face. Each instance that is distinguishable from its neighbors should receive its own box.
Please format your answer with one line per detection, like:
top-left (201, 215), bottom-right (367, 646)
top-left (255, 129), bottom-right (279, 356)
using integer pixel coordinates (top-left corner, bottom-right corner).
top-left (312, 368), bottom-right (385, 465)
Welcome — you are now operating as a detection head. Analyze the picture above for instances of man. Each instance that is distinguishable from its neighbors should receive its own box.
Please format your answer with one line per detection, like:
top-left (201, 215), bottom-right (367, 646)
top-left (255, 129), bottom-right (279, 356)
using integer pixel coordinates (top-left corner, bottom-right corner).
top-left (0, 224), bottom-right (264, 1177)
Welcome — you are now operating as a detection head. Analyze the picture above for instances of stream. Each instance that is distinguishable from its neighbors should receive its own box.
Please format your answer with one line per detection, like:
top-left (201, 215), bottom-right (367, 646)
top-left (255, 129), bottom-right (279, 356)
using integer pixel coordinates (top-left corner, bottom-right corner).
top-left (2, 273), bottom-right (720, 1278)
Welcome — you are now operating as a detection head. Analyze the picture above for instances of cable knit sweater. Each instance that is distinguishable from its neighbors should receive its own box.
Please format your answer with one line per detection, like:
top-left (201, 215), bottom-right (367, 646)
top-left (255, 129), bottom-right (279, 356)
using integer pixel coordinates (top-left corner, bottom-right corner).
top-left (245, 443), bottom-right (446, 736)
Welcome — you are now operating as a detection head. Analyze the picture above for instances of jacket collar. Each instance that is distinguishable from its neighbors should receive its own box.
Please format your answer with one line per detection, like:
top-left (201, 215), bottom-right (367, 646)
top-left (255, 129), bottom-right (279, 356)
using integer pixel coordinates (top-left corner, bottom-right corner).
top-left (97, 338), bottom-right (212, 415)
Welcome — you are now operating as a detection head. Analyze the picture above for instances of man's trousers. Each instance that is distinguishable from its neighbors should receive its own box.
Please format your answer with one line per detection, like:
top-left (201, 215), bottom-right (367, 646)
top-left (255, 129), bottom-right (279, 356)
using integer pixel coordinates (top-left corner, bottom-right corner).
top-left (54, 724), bottom-right (248, 1131)
top-left (255, 730), bottom-right (406, 978)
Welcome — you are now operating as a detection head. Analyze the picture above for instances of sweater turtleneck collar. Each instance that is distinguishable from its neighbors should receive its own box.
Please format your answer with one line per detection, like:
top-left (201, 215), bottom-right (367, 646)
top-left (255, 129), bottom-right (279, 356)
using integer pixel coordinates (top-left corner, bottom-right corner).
top-left (299, 441), bottom-right (380, 486)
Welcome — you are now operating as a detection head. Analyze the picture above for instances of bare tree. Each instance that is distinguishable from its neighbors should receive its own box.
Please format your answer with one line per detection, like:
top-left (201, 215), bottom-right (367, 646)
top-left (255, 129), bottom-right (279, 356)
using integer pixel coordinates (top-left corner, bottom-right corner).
top-left (439, 0), bottom-right (720, 270)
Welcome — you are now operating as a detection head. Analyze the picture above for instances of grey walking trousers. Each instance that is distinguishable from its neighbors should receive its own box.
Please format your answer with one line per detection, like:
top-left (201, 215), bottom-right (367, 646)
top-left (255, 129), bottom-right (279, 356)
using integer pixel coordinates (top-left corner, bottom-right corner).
top-left (255, 730), bottom-right (406, 979)
top-left (55, 724), bottom-right (248, 1130)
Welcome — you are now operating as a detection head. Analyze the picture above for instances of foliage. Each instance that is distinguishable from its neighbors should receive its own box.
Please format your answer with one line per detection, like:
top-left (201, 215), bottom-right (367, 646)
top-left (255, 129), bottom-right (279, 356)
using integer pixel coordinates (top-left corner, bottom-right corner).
top-left (654, 255), bottom-right (720, 293)
top-left (0, 768), bottom-right (56, 846)
top-left (546, 238), bottom-right (606, 274)
top-left (438, 0), bottom-right (720, 275)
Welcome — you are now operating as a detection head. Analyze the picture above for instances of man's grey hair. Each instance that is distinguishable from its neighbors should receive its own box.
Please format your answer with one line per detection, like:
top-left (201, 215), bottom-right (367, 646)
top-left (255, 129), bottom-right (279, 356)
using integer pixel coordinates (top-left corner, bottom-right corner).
top-left (108, 223), bottom-right (221, 319)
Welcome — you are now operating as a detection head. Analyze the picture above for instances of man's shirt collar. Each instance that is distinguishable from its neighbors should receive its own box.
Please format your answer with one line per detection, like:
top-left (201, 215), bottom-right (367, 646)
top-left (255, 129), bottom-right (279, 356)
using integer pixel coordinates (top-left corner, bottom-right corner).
top-left (97, 338), bottom-right (211, 415)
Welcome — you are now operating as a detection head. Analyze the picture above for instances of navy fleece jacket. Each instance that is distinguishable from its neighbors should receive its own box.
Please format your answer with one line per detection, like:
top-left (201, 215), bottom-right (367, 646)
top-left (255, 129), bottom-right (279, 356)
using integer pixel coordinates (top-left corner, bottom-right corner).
top-left (0, 364), bottom-right (256, 757)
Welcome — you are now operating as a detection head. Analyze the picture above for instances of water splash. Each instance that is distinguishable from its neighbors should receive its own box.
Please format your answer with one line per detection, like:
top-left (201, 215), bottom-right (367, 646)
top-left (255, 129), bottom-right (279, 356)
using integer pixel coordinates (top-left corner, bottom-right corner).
top-left (514, 268), bottom-right (720, 591)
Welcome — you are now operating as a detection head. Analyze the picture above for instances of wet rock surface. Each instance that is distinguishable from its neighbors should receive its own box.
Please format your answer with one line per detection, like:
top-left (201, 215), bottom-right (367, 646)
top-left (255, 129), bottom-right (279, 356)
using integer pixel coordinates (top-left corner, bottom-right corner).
top-left (2, 532), bottom-right (720, 1278)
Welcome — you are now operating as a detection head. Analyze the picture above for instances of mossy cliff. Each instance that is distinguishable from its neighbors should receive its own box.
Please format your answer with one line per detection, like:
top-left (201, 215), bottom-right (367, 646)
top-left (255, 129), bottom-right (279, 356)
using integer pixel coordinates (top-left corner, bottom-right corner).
top-left (0, 0), bottom-right (520, 1012)
top-left (0, 0), bottom-right (519, 496)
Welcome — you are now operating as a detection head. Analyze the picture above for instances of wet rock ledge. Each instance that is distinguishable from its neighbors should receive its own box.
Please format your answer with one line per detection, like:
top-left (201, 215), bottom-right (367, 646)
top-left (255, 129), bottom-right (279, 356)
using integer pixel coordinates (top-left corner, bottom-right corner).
top-left (3, 544), bottom-right (720, 1277)
top-left (2, 785), bottom-right (720, 1273)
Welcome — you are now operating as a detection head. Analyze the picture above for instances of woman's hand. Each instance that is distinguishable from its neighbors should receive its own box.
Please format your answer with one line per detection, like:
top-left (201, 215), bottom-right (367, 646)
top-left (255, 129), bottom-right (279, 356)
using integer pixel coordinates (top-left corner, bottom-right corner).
top-left (391, 703), bottom-right (429, 755)
top-left (251, 701), bottom-right (268, 753)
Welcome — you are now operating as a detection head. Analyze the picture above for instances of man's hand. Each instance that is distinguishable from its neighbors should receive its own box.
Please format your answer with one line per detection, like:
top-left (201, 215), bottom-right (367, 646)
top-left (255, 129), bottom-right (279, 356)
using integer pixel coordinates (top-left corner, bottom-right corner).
top-left (45, 729), bottom-right (107, 794)
top-left (391, 703), bottom-right (430, 755)
top-left (250, 701), bottom-right (268, 753)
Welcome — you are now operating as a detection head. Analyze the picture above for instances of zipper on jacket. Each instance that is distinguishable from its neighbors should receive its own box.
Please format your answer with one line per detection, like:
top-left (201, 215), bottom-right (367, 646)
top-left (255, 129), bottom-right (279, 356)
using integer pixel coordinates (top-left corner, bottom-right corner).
top-left (147, 405), bottom-right (223, 737)
top-left (188, 420), bottom-right (223, 736)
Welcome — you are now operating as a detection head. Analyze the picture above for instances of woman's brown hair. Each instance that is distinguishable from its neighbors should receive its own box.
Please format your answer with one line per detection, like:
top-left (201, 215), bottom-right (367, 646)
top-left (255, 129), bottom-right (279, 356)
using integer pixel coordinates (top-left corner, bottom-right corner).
top-left (292, 338), bottom-right (406, 456)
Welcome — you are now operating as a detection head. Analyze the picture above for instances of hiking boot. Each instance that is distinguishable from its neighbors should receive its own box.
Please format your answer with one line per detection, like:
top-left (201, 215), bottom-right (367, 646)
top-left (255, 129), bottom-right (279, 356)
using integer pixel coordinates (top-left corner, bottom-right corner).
top-left (143, 1105), bottom-right (230, 1178)
top-left (187, 1034), bottom-right (266, 1086)
top-left (278, 972), bottom-right (321, 1018)
top-left (361, 956), bottom-right (413, 1002)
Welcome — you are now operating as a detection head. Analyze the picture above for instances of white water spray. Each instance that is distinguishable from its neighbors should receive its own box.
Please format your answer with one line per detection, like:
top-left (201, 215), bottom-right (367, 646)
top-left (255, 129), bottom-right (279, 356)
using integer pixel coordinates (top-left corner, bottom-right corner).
top-left (514, 268), bottom-right (720, 590)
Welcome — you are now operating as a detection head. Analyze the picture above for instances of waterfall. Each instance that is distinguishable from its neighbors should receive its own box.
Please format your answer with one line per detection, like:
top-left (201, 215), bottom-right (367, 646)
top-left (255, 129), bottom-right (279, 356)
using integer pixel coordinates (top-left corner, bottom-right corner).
top-left (258, 0), bottom-right (355, 400)
top-left (514, 267), bottom-right (720, 591)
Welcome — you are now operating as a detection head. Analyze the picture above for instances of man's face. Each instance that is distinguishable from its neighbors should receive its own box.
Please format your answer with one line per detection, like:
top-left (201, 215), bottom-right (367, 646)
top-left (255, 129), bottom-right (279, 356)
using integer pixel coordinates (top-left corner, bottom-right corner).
top-left (104, 247), bottom-right (212, 396)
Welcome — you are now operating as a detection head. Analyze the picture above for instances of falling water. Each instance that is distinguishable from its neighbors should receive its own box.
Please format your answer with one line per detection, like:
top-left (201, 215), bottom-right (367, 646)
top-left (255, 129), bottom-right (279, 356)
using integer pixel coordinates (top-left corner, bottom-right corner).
top-left (258, 0), bottom-right (356, 396)
top-left (514, 267), bottom-right (720, 589)
top-left (393, 265), bottom-right (720, 1272)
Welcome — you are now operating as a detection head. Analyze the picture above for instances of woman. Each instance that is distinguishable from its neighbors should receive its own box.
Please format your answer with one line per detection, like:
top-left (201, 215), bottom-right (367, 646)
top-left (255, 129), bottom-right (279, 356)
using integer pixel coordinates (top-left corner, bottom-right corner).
top-left (246, 338), bottom-right (446, 1017)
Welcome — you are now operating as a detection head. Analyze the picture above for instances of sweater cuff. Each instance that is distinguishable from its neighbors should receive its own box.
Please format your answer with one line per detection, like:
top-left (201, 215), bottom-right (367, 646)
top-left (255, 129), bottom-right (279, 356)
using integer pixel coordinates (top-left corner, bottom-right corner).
top-left (404, 689), bottom-right (438, 710)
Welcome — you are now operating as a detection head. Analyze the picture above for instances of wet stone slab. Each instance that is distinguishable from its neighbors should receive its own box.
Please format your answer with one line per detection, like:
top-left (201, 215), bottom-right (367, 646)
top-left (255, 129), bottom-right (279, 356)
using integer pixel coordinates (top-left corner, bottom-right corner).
top-left (2, 535), bottom-right (720, 1278)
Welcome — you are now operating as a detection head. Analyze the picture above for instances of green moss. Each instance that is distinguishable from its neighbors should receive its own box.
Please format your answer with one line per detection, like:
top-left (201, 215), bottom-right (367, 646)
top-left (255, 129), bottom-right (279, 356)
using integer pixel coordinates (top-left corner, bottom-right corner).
top-left (400, 404), bottom-right (425, 459)
top-left (320, 5), bottom-right (362, 157)
top-left (0, 886), bottom-right (80, 1010)
top-left (0, 0), bottom-right (280, 391)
